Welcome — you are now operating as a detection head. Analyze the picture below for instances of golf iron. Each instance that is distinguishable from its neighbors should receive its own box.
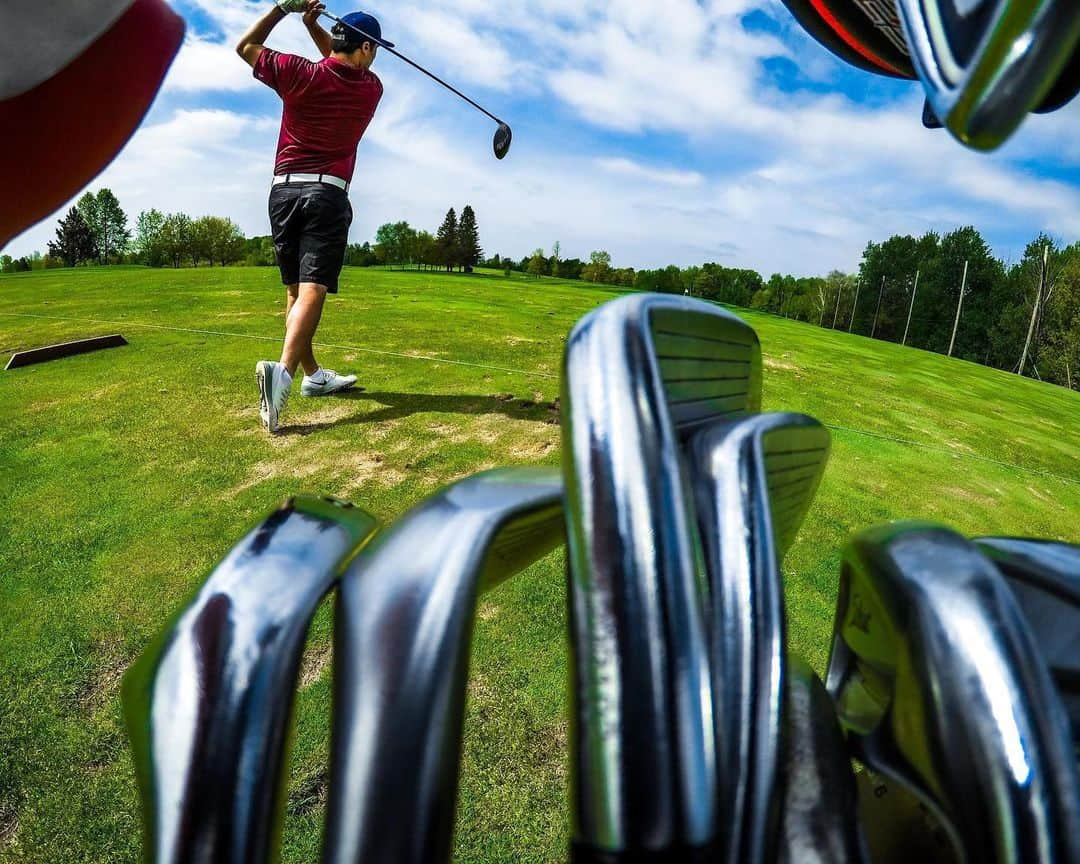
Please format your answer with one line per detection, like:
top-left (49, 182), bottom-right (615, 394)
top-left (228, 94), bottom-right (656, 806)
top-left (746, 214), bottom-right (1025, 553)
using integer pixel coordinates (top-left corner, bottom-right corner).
top-left (561, 293), bottom-right (762, 859)
top-left (122, 497), bottom-right (378, 864)
top-left (976, 537), bottom-right (1080, 748)
top-left (826, 522), bottom-right (1080, 863)
top-left (689, 411), bottom-right (831, 863)
top-left (322, 467), bottom-right (563, 864)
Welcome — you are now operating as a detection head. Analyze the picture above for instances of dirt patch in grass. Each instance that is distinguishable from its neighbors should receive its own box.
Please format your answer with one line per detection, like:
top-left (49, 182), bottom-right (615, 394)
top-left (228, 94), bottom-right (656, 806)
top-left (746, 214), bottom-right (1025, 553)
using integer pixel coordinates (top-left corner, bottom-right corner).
top-left (77, 645), bottom-right (129, 714)
top-left (287, 770), bottom-right (328, 818)
top-left (764, 356), bottom-right (799, 373)
top-left (0, 804), bottom-right (19, 851)
top-left (299, 640), bottom-right (331, 689)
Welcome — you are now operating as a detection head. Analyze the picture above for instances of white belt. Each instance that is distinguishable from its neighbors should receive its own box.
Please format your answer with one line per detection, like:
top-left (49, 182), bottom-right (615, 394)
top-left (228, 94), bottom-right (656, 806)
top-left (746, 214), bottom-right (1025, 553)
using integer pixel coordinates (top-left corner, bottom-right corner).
top-left (272, 173), bottom-right (349, 192)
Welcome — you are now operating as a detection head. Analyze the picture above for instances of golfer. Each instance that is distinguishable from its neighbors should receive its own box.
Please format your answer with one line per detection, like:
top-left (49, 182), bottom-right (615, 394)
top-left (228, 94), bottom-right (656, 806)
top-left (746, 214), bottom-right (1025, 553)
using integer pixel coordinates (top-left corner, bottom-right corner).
top-left (237, 0), bottom-right (387, 433)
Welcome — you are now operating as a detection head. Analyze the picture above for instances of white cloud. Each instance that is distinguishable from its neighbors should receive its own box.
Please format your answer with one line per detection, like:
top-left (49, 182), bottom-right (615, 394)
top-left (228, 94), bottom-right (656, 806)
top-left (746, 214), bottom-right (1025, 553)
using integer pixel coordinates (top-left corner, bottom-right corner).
top-left (4, 0), bottom-right (1077, 274)
top-left (596, 157), bottom-right (704, 187)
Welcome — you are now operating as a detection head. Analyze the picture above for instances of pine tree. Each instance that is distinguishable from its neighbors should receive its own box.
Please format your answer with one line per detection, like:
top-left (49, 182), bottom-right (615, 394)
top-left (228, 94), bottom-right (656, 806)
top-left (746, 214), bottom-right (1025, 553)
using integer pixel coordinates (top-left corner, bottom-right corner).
top-left (47, 207), bottom-right (96, 266)
top-left (456, 205), bottom-right (483, 272)
top-left (436, 208), bottom-right (458, 272)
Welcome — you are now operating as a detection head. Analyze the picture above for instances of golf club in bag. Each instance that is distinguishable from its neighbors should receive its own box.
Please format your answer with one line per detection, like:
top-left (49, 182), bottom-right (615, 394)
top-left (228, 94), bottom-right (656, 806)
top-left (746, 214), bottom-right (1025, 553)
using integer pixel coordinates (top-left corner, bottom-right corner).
top-left (320, 9), bottom-right (512, 159)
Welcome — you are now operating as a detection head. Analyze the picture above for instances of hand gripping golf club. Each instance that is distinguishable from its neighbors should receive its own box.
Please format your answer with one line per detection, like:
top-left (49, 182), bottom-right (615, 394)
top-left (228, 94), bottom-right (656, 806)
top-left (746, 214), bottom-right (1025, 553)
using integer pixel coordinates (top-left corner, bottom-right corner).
top-left (976, 537), bottom-right (1080, 747)
top-left (320, 10), bottom-right (512, 159)
top-left (826, 522), bottom-right (1080, 863)
top-left (894, 0), bottom-right (1080, 149)
top-left (122, 497), bottom-right (378, 864)
top-left (561, 293), bottom-right (762, 860)
top-left (322, 468), bottom-right (563, 864)
top-left (776, 656), bottom-right (867, 864)
top-left (688, 412), bottom-right (830, 864)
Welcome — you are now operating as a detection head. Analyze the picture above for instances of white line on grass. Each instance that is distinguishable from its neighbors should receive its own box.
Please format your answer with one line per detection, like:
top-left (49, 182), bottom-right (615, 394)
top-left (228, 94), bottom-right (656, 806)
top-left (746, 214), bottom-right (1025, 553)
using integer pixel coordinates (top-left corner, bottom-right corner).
top-left (0, 311), bottom-right (558, 381)
top-left (2, 311), bottom-right (1076, 486)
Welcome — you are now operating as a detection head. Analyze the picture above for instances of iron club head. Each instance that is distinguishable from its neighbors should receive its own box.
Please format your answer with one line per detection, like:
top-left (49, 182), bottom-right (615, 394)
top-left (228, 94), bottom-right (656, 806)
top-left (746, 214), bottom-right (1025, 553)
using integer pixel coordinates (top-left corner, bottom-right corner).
top-left (826, 522), bottom-right (1080, 863)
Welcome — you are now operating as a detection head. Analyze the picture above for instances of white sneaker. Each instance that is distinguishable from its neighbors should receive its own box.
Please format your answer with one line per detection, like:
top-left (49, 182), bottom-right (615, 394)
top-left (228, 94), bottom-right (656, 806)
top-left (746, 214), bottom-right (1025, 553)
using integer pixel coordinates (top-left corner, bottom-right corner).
top-left (256, 360), bottom-right (292, 433)
top-left (301, 368), bottom-right (357, 397)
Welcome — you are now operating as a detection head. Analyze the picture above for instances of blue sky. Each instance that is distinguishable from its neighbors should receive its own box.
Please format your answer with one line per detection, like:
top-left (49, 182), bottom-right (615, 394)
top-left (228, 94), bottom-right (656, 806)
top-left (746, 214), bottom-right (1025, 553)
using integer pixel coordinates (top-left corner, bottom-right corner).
top-left (7, 0), bottom-right (1079, 274)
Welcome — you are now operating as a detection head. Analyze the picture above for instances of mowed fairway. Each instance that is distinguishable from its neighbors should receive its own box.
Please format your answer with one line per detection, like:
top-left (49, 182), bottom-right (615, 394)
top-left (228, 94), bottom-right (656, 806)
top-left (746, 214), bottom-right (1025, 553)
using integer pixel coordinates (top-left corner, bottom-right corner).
top-left (1, 265), bottom-right (1077, 862)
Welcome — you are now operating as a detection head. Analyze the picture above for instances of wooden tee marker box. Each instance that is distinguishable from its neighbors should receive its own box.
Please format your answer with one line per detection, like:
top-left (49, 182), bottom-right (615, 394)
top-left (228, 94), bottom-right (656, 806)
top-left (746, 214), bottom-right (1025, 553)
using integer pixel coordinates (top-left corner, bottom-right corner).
top-left (5, 334), bottom-right (127, 370)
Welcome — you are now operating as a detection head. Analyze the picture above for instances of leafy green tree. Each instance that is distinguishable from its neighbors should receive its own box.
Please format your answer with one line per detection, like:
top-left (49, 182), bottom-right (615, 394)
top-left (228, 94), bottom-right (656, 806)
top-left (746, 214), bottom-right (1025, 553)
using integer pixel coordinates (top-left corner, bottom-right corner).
top-left (527, 248), bottom-right (548, 278)
top-left (551, 241), bottom-right (561, 278)
top-left (414, 230), bottom-right (437, 270)
top-left (47, 206), bottom-right (96, 266)
top-left (456, 205), bottom-right (482, 271)
top-left (161, 213), bottom-right (193, 268)
top-left (436, 208), bottom-right (457, 271)
top-left (135, 209), bottom-right (166, 266)
top-left (375, 221), bottom-right (416, 268)
top-left (581, 250), bottom-right (612, 283)
top-left (94, 189), bottom-right (130, 263)
top-left (0, 255), bottom-right (12, 273)
top-left (76, 192), bottom-right (102, 262)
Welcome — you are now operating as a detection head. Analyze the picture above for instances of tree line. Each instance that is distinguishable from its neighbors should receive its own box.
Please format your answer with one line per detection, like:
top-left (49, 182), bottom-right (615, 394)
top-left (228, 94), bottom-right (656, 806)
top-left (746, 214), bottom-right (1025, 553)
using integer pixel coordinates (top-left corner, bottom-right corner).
top-left (519, 227), bottom-right (1075, 391)
top-left (3, 196), bottom-right (1074, 390)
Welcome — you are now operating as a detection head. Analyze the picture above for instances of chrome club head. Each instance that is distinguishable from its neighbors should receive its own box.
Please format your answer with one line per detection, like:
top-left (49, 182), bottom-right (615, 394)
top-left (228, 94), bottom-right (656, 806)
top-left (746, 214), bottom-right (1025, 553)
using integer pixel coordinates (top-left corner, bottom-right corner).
top-left (895, 0), bottom-right (1080, 148)
top-left (689, 412), bottom-right (830, 863)
top-left (322, 468), bottom-right (563, 864)
top-left (122, 497), bottom-right (378, 864)
top-left (777, 656), bottom-right (866, 864)
top-left (976, 537), bottom-right (1080, 746)
top-left (561, 293), bottom-right (761, 857)
top-left (827, 523), bottom-right (1080, 862)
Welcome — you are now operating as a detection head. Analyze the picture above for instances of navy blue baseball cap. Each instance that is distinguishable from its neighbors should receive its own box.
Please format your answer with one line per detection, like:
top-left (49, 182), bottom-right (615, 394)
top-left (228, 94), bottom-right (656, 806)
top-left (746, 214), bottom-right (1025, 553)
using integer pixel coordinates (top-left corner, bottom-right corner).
top-left (334, 12), bottom-right (393, 48)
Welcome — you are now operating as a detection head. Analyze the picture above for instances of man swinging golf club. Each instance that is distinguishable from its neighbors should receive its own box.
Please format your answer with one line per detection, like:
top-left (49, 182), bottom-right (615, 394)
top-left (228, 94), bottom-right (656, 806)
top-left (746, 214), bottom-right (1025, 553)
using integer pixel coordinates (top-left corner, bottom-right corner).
top-left (237, 0), bottom-right (388, 433)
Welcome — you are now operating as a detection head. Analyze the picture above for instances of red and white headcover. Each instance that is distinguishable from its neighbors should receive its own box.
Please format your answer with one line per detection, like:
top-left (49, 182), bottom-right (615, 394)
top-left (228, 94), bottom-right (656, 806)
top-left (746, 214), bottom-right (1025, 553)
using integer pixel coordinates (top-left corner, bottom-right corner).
top-left (0, 0), bottom-right (184, 249)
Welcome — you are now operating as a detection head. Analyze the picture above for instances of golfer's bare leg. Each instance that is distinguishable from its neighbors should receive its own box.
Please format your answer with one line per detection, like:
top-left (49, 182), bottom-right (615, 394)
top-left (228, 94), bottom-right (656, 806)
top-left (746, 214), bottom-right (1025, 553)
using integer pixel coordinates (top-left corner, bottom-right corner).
top-left (281, 282), bottom-right (326, 377)
top-left (285, 283), bottom-right (299, 320)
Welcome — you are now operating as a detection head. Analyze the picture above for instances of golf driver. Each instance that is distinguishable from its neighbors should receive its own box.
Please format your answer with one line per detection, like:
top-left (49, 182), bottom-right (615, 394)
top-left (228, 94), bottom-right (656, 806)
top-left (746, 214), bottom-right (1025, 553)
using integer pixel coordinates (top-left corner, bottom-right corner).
top-left (976, 537), bottom-right (1080, 746)
top-left (826, 522), bottom-right (1080, 863)
top-left (122, 497), bottom-right (378, 864)
top-left (320, 9), bottom-right (512, 159)
top-left (689, 412), bottom-right (831, 864)
top-left (561, 293), bottom-right (762, 859)
top-left (322, 467), bottom-right (563, 864)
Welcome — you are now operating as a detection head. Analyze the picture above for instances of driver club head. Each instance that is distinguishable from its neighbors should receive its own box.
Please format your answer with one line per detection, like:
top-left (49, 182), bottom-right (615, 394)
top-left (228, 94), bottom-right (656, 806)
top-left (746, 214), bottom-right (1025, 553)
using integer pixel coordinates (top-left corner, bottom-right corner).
top-left (895, 0), bottom-right (1080, 149)
top-left (975, 537), bottom-right (1080, 748)
top-left (494, 122), bottom-right (512, 159)
top-left (826, 522), bottom-right (1080, 863)
top-left (689, 412), bottom-right (830, 864)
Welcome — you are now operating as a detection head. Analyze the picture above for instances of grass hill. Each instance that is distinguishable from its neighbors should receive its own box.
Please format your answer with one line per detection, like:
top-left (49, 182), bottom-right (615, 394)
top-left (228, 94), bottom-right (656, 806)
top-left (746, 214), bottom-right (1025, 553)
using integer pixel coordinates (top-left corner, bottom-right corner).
top-left (1, 266), bottom-right (1076, 861)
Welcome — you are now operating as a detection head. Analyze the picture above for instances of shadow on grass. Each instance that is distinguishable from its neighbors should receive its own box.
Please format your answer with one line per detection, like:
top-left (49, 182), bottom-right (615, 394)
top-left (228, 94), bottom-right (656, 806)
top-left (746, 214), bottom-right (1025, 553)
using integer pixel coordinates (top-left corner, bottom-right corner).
top-left (280, 389), bottom-right (560, 436)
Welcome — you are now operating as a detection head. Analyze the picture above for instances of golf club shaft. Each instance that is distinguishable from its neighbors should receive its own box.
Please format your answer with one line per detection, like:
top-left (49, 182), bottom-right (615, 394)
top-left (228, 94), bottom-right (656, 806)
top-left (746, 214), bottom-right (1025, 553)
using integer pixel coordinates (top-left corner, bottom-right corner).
top-left (320, 11), bottom-right (505, 127)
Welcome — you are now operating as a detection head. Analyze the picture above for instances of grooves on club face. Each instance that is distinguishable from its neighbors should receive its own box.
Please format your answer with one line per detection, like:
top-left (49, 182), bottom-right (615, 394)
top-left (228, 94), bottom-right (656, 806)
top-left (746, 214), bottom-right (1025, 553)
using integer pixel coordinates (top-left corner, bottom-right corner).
top-left (826, 522), bottom-right (1080, 863)
top-left (561, 293), bottom-right (761, 857)
top-left (121, 497), bottom-right (378, 864)
top-left (777, 656), bottom-right (866, 864)
top-left (322, 468), bottom-right (563, 864)
top-left (976, 537), bottom-right (1080, 744)
top-left (895, 0), bottom-right (1080, 148)
top-left (689, 413), bottom-right (830, 864)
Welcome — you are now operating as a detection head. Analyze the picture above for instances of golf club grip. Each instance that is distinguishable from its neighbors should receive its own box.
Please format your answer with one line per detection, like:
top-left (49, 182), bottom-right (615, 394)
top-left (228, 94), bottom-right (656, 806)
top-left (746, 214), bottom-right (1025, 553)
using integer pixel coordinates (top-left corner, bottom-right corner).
top-left (570, 842), bottom-right (715, 863)
top-left (320, 11), bottom-right (504, 126)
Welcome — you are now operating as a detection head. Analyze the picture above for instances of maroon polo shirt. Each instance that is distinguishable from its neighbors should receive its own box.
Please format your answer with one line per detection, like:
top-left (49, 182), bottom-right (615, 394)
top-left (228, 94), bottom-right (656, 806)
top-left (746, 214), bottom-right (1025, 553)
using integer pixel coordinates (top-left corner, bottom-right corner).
top-left (254, 48), bottom-right (382, 182)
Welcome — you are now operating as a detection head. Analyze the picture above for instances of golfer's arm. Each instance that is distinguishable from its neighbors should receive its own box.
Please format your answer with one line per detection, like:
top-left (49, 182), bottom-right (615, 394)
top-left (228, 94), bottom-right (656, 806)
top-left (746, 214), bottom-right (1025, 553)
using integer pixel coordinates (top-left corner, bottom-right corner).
top-left (306, 20), bottom-right (333, 58)
top-left (236, 5), bottom-right (287, 67)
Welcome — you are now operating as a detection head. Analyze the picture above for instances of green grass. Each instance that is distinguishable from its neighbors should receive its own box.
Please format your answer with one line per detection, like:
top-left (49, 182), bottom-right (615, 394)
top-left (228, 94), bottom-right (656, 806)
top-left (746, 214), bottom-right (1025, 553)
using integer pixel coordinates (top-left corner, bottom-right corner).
top-left (1, 265), bottom-right (1077, 862)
